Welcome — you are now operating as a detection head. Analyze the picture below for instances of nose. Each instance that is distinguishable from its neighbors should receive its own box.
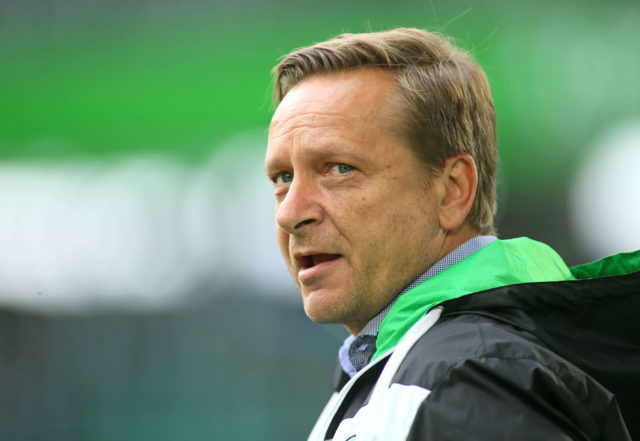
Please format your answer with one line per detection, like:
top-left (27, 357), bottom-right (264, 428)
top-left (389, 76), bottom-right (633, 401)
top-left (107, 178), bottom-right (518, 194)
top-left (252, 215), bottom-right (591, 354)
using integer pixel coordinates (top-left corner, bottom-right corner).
top-left (275, 177), bottom-right (323, 234)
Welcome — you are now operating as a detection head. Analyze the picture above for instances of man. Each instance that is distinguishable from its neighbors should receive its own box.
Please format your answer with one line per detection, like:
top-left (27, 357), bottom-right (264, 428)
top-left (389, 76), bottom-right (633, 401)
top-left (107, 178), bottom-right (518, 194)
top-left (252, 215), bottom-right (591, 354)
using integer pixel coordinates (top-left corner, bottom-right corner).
top-left (265, 28), bottom-right (638, 441)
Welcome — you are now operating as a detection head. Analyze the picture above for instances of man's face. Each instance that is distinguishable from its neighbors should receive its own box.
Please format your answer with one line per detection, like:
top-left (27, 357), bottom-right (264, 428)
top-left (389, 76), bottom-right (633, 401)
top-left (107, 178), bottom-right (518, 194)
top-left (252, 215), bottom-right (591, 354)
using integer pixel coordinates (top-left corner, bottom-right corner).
top-left (265, 69), bottom-right (446, 334)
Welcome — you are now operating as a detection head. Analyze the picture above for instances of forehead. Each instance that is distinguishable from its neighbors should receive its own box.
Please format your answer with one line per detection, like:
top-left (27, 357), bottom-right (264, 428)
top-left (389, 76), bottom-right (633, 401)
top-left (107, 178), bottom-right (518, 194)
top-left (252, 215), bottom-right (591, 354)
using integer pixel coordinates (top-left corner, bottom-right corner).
top-left (269, 69), bottom-right (398, 137)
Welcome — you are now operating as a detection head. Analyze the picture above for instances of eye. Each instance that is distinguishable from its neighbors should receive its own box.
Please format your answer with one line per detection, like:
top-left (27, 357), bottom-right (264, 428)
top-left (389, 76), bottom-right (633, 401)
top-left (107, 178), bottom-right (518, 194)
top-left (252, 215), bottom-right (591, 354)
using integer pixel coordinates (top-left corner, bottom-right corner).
top-left (329, 163), bottom-right (354, 175)
top-left (273, 171), bottom-right (293, 184)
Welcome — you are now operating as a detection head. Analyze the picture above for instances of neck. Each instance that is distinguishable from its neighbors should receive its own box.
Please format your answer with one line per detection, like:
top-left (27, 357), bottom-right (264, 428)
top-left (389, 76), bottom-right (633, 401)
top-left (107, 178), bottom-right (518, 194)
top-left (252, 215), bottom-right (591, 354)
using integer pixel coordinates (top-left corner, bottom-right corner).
top-left (435, 222), bottom-right (481, 262)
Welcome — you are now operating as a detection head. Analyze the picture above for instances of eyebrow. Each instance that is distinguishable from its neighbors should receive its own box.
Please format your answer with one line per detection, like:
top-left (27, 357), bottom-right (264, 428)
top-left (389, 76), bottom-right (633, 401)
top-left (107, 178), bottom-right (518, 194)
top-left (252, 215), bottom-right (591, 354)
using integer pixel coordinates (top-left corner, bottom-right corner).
top-left (265, 144), bottom-right (363, 174)
top-left (264, 155), bottom-right (286, 175)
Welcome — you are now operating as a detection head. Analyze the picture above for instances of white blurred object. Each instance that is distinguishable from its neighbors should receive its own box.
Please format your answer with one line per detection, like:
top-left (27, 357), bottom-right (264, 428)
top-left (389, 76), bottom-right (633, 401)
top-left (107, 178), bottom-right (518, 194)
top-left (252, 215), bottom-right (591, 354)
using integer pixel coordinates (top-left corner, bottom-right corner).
top-left (0, 131), bottom-right (295, 313)
top-left (185, 131), bottom-right (296, 299)
top-left (570, 119), bottom-right (640, 259)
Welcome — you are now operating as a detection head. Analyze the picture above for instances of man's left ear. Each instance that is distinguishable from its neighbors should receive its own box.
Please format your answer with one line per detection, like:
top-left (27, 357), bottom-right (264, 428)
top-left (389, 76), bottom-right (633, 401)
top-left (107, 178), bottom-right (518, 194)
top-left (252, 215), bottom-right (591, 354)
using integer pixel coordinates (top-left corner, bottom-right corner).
top-left (438, 153), bottom-right (478, 231)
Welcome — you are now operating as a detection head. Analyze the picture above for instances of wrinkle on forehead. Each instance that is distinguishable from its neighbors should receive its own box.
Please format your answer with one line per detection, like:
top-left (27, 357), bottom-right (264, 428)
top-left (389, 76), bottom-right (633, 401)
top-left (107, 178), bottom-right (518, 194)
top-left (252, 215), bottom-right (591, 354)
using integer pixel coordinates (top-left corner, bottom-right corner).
top-left (270, 111), bottom-right (354, 138)
top-left (271, 69), bottom-right (399, 128)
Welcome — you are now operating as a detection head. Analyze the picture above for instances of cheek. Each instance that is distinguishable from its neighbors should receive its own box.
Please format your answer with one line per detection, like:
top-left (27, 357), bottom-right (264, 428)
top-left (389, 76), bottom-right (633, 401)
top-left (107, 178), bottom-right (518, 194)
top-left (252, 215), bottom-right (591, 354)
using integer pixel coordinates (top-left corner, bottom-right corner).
top-left (354, 193), bottom-right (405, 232)
top-left (360, 190), bottom-right (435, 256)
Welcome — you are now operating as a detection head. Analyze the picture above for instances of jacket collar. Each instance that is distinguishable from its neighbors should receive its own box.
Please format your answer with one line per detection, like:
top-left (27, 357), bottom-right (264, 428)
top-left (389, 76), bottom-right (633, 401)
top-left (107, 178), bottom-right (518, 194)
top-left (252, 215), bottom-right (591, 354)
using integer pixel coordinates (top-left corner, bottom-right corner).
top-left (373, 237), bottom-right (574, 359)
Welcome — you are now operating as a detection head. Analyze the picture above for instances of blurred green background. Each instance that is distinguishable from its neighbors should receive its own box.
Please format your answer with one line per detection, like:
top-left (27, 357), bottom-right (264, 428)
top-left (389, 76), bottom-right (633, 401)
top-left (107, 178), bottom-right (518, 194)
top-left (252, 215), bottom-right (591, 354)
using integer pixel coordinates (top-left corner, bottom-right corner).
top-left (1, 0), bottom-right (639, 440)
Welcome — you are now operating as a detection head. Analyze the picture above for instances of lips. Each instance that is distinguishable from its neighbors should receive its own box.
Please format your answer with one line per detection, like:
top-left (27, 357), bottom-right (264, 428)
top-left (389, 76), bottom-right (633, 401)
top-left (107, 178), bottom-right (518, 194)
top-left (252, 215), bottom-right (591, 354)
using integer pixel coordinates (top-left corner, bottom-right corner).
top-left (297, 253), bottom-right (341, 269)
top-left (294, 252), bottom-right (343, 283)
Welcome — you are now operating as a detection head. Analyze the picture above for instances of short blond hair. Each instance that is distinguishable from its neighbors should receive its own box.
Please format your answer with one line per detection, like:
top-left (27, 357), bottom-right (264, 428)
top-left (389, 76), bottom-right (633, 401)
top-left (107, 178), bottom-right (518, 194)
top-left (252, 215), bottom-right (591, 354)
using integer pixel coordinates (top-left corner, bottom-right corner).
top-left (272, 28), bottom-right (497, 234)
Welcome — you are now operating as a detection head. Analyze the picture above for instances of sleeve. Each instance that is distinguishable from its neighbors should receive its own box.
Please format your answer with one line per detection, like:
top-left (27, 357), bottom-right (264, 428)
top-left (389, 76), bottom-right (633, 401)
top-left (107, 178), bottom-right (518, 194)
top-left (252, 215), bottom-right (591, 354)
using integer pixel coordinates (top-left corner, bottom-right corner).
top-left (405, 356), bottom-right (631, 441)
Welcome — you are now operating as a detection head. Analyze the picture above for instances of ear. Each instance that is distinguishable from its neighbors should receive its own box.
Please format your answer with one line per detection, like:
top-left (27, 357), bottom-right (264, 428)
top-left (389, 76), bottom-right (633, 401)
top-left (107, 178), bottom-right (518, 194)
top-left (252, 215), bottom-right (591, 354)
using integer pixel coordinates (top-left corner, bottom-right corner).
top-left (438, 153), bottom-right (478, 231)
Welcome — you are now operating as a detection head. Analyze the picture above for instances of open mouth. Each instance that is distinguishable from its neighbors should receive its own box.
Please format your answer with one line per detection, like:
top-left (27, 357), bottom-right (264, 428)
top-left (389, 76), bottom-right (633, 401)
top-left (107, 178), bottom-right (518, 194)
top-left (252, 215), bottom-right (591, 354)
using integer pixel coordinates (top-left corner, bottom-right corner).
top-left (297, 253), bottom-right (341, 269)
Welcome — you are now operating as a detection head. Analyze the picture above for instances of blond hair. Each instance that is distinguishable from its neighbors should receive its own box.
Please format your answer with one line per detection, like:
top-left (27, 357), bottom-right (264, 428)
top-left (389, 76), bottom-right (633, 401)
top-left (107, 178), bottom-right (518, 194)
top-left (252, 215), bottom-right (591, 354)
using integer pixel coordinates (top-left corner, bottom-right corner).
top-left (272, 28), bottom-right (498, 234)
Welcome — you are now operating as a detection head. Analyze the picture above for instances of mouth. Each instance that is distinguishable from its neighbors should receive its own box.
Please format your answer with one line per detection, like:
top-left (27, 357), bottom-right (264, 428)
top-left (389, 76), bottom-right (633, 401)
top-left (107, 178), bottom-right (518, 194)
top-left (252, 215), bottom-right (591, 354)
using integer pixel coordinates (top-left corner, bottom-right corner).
top-left (296, 253), bottom-right (342, 270)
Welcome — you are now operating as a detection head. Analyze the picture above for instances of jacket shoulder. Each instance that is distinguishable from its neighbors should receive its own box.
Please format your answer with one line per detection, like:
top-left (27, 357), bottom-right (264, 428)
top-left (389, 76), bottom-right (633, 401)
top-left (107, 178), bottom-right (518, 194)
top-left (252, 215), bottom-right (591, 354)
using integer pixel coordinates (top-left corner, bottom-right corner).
top-left (393, 313), bottom-right (559, 388)
top-left (392, 313), bottom-right (630, 441)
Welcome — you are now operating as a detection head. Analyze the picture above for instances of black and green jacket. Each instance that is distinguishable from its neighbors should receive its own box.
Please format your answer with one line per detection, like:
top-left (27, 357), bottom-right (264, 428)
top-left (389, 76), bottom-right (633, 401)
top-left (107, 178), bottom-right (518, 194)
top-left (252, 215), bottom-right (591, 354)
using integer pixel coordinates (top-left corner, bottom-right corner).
top-left (308, 238), bottom-right (639, 441)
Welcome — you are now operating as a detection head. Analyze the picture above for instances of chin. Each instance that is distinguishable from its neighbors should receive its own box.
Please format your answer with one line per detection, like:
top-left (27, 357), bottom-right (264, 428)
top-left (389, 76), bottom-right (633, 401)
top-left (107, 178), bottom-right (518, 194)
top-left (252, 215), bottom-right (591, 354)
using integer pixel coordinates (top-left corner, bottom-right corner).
top-left (303, 293), bottom-right (371, 335)
top-left (303, 301), bottom-right (337, 324)
top-left (302, 290), bottom-right (351, 325)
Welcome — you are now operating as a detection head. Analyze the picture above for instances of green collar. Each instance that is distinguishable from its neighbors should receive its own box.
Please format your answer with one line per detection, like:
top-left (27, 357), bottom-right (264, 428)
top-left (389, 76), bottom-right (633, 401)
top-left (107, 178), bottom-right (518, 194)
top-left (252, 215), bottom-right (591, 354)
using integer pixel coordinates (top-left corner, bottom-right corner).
top-left (373, 237), bottom-right (574, 360)
top-left (570, 249), bottom-right (640, 279)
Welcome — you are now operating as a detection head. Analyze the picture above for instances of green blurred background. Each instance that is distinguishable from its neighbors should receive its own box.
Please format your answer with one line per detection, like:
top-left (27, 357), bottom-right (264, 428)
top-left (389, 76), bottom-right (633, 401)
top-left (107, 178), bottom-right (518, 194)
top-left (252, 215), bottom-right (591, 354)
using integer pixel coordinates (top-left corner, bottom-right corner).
top-left (1, 0), bottom-right (639, 439)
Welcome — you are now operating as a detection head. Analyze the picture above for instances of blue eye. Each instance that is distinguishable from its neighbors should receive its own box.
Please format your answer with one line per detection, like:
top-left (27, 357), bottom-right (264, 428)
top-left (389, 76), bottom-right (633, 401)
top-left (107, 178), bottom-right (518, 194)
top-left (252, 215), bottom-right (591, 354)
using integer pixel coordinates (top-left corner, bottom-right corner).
top-left (332, 164), bottom-right (354, 174)
top-left (274, 171), bottom-right (293, 184)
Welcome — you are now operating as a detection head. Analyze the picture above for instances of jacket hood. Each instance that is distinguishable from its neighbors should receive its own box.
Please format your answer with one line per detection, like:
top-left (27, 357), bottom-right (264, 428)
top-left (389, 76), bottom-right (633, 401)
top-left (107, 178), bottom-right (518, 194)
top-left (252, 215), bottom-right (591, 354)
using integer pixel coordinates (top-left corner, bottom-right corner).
top-left (441, 248), bottom-right (640, 441)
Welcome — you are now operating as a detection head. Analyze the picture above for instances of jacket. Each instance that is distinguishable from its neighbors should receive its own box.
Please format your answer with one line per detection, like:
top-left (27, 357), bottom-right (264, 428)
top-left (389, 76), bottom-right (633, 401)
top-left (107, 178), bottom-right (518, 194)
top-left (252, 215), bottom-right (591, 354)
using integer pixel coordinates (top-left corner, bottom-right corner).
top-left (307, 238), bottom-right (639, 441)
